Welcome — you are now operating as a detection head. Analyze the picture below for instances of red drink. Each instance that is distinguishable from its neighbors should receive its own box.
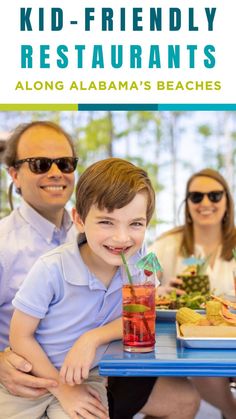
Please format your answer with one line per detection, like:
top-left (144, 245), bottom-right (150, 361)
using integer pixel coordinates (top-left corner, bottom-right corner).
top-left (122, 283), bottom-right (156, 352)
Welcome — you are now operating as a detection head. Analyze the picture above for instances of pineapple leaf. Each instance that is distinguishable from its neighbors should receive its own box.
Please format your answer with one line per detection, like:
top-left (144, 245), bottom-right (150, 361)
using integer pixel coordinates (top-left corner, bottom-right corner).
top-left (196, 254), bottom-right (211, 275)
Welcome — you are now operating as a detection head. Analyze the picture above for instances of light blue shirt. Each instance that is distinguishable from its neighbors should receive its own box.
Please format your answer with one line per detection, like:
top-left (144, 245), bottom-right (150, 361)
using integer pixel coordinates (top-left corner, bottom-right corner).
top-left (13, 240), bottom-right (142, 369)
top-left (0, 200), bottom-right (76, 350)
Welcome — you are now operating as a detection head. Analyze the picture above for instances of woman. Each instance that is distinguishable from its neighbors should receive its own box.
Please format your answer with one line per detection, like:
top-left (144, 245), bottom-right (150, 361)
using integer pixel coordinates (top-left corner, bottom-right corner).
top-left (150, 168), bottom-right (236, 419)
top-left (151, 168), bottom-right (236, 295)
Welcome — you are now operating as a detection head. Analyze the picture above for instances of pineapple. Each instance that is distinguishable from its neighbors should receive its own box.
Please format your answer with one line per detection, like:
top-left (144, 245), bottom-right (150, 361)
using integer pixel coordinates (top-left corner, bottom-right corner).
top-left (177, 273), bottom-right (210, 294)
top-left (178, 253), bottom-right (211, 294)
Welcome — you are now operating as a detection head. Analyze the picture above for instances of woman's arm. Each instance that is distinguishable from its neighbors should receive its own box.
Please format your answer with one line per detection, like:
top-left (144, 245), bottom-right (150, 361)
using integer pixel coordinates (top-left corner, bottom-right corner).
top-left (158, 278), bottom-right (185, 296)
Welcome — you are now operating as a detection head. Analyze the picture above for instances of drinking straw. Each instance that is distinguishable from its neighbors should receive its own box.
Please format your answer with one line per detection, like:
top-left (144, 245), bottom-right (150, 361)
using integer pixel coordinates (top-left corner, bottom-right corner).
top-left (121, 252), bottom-right (133, 285)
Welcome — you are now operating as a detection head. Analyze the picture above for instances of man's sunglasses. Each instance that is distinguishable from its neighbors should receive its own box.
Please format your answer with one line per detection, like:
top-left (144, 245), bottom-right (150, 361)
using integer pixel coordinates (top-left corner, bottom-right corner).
top-left (14, 157), bottom-right (78, 174)
top-left (187, 190), bottom-right (225, 204)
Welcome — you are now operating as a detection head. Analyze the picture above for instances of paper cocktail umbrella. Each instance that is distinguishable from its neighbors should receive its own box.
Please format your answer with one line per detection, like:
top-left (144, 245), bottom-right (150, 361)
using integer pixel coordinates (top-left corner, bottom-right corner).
top-left (136, 252), bottom-right (162, 276)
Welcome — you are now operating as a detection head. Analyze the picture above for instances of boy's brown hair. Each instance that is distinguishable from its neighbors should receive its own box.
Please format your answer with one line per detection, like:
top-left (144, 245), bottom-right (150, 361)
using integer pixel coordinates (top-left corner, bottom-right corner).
top-left (75, 158), bottom-right (155, 224)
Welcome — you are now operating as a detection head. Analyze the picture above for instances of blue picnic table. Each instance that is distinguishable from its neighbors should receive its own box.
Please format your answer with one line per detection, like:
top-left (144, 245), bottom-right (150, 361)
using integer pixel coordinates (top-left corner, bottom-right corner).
top-left (99, 321), bottom-right (236, 377)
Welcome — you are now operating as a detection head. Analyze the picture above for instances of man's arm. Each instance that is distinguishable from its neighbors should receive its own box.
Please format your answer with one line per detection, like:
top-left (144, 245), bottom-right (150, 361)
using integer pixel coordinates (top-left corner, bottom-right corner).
top-left (60, 317), bottom-right (122, 385)
top-left (10, 309), bottom-right (108, 418)
top-left (0, 349), bottom-right (57, 398)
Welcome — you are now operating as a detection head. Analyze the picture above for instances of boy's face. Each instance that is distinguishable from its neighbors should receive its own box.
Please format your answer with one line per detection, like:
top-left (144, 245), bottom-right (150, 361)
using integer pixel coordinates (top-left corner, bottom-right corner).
top-left (73, 193), bottom-right (148, 269)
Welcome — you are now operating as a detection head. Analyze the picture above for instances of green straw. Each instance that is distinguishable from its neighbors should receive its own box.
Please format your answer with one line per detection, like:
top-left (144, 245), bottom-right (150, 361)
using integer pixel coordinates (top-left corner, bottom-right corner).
top-left (121, 252), bottom-right (133, 285)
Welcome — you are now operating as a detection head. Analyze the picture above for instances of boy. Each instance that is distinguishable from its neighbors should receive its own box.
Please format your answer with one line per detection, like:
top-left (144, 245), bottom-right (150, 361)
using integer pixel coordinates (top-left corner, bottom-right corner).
top-left (1, 157), bottom-right (155, 418)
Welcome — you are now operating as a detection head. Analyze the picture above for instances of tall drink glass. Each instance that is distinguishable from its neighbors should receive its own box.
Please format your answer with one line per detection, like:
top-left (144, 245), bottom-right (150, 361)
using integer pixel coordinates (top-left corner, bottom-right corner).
top-left (122, 264), bottom-right (156, 352)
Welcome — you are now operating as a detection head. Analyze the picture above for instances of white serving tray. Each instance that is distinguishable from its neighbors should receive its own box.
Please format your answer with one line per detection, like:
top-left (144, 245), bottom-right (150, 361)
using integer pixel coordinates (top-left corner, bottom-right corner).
top-left (176, 322), bottom-right (236, 349)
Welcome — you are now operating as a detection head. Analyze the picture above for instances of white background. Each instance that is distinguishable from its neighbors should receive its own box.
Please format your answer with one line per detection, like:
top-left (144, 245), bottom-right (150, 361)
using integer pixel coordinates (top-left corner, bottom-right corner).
top-left (0, 0), bottom-right (235, 104)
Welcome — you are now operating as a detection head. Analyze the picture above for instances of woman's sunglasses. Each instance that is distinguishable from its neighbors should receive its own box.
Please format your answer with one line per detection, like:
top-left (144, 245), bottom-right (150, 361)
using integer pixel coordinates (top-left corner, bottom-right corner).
top-left (14, 157), bottom-right (78, 174)
top-left (187, 190), bottom-right (225, 204)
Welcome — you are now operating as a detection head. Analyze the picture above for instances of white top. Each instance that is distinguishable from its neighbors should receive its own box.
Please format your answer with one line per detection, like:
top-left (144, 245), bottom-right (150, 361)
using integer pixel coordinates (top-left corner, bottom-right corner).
top-left (149, 232), bottom-right (236, 296)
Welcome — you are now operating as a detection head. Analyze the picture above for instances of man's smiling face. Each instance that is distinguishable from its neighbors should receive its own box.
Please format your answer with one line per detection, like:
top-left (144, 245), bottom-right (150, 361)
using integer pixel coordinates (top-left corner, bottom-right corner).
top-left (9, 125), bottom-right (75, 223)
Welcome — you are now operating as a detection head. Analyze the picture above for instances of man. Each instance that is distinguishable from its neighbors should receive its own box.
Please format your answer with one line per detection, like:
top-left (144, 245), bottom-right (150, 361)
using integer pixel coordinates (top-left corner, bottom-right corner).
top-left (0, 121), bottom-right (78, 398)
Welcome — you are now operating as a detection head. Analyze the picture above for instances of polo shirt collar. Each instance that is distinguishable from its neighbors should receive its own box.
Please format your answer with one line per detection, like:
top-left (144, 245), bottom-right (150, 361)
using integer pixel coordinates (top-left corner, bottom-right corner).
top-left (61, 237), bottom-right (122, 292)
top-left (19, 199), bottom-right (72, 243)
top-left (61, 237), bottom-right (142, 291)
top-left (61, 238), bottom-right (93, 286)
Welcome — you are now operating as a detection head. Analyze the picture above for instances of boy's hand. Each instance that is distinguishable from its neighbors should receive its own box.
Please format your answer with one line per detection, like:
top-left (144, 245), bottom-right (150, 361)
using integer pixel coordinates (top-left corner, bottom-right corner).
top-left (0, 349), bottom-right (57, 398)
top-left (60, 332), bottom-right (96, 385)
top-left (52, 382), bottom-right (109, 419)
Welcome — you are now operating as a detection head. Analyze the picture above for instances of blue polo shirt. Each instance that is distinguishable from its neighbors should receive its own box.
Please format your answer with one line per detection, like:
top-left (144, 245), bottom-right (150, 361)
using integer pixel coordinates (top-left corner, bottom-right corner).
top-left (0, 200), bottom-right (76, 350)
top-left (13, 239), bottom-right (143, 369)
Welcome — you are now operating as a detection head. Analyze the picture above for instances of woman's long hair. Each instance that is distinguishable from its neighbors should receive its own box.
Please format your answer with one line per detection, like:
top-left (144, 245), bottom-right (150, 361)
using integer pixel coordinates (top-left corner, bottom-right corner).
top-left (162, 168), bottom-right (236, 261)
